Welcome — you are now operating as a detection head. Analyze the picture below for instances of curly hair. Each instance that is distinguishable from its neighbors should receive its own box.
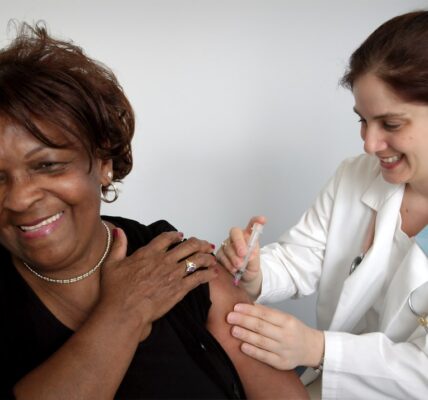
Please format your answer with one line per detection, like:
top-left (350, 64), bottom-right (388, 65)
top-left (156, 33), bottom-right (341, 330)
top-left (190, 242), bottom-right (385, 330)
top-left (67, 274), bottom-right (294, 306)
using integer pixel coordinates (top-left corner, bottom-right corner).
top-left (341, 10), bottom-right (428, 104)
top-left (0, 21), bottom-right (134, 180)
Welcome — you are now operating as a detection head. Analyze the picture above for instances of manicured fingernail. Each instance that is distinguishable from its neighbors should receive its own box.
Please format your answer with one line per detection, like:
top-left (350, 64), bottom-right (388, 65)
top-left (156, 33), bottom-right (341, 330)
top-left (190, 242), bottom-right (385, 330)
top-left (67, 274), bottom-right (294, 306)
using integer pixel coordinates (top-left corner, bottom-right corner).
top-left (178, 232), bottom-right (184, 238)
top-left (210, 243), bottom-right (216, 250)
top-left (112, 228), bottom-right (118, 238)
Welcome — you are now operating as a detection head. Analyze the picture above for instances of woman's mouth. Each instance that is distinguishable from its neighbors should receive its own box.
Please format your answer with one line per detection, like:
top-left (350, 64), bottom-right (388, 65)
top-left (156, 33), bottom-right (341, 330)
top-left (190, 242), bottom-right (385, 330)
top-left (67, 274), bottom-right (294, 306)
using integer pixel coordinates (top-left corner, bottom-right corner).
top-left (379, 154), bottom-right (403, 169)
top-left (19, 211), bottom-right (64, 232)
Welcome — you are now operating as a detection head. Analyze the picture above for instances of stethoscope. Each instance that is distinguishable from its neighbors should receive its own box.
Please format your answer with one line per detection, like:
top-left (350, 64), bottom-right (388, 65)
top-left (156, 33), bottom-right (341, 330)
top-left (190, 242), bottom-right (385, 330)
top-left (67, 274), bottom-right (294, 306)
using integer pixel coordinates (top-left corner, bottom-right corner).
top-left (349, 213), bottom-right (376, 276)
top-left (349, 213), bottom-right (428, 333)
top-left (408, 287), bottom-right (428, 333)
top-left (349, 253), bottom-right (365, 275)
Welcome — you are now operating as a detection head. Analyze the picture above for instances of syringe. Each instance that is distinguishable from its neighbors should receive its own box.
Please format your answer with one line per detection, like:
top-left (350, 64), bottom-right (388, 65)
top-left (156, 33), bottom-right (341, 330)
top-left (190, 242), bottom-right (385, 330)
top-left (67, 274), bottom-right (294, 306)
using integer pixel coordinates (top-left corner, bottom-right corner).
top-left (233, 223), bottom-right (264, 286)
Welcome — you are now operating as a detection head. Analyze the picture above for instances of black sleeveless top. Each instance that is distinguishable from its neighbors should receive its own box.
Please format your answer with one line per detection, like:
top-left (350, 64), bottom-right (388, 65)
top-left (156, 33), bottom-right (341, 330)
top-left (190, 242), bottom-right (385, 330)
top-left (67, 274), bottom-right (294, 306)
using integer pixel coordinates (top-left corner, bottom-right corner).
top-left (0, 216), bottom-right (245, 399)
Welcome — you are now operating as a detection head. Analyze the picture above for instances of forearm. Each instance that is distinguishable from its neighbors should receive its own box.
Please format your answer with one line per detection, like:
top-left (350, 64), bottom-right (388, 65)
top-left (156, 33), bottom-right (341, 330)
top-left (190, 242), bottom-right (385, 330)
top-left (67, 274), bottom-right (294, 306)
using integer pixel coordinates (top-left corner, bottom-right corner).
top-left (14, 304), bottom-right (143, 400)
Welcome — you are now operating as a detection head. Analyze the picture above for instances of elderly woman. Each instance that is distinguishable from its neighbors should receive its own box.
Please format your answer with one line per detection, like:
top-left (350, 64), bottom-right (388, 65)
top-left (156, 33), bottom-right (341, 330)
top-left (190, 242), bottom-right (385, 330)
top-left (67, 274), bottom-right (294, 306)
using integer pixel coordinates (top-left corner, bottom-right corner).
top-left (0, 24), bottom-right (307, 399)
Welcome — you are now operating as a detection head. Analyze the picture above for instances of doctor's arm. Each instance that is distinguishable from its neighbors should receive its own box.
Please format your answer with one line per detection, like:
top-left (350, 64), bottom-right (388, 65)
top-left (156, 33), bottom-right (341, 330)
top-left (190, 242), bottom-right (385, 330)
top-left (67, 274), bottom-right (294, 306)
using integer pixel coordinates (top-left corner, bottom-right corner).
top-left (207, 267), bottom-right (309, 400)
top-left (321, 330), bottom-right (428, 399)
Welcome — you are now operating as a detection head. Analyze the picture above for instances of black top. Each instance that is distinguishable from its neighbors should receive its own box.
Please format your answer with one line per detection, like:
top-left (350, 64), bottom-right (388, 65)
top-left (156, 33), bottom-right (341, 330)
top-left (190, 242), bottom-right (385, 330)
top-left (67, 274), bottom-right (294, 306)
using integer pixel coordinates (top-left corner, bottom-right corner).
top-left (0, 216), bottom-right (245, 399)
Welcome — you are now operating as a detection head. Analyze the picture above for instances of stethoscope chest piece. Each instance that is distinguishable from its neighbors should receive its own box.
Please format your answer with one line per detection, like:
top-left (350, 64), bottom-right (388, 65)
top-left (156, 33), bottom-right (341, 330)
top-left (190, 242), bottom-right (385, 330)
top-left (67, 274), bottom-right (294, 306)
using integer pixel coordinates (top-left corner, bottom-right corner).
top-left (408, 288), bottom-right (428, 333)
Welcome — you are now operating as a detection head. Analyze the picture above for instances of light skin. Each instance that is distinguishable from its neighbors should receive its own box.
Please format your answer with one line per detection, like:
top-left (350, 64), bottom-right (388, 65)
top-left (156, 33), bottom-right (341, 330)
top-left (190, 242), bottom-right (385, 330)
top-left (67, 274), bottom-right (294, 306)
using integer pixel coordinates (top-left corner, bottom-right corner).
top-left (0, 118), bottom-right (307, 399)
top-left (216, 71), bottom-right (428, 371)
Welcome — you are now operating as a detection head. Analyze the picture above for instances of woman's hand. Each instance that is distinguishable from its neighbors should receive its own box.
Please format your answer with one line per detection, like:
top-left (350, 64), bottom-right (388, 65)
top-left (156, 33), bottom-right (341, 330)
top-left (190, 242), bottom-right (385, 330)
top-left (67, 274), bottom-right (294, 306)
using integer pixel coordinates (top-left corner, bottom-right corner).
top-left (100, 228), bottom-right (218, 341)
top-left (227, 303), bottom-right (324, 370)
top-left (216, 216), bottom-right (266, 299)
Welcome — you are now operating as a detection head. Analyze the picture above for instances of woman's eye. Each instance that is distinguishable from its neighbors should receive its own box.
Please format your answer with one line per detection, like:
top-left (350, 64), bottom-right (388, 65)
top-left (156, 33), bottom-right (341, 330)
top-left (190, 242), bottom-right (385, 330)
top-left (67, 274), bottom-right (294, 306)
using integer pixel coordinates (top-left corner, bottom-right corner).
top-left (34, 161), bottom-right (66, 172)
top-left (383, 122), bottom-right (401, 131)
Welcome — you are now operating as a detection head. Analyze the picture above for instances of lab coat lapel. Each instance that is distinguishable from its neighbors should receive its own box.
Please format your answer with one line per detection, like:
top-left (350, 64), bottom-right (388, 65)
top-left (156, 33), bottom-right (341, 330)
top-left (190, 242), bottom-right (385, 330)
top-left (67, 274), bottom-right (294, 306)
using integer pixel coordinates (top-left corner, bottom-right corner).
top-left (329, 178), bottom-right (403, 332)
top-left (380, 243), bottom-right (428, 340)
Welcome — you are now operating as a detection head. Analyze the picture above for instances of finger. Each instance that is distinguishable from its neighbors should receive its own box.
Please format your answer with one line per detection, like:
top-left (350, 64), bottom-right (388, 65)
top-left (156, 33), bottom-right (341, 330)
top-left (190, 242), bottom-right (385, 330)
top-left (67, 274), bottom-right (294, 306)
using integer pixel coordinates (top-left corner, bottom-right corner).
top-left (230, 216), bottom-right (266, 258)
top-left (233, 303), bottom-right (286, 326)
top-left (227, 310), bottom-right (283, 342)
top-left (139, 230), bottom-right (184, 254)
top-left (167, 237), bottom-right (213, 262)
top-left (181, 265), bottom-right (219, 290)
top-left (107, 227), bottom-right (128, 263)
top-left (215, 248), bottom-right (236, 275)
top-left (240, 342), bottom-right (286, 370)
top-left (229, 227), bottom-right (247, 258)
top-left (180, 253), bottom-right (217, 277)
top-left (230, 325), bottom-right (279, 353)
top-left (245, 216), bottom-right (267, 232)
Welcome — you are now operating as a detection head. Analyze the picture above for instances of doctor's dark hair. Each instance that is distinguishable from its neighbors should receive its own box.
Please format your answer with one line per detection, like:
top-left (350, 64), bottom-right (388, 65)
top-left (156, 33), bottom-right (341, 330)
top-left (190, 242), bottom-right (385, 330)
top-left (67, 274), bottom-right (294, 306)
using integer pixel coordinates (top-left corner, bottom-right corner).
top-left (0, 21), bottom-right (134, 180)
top-left (341, 10), bottom-right (428, 104)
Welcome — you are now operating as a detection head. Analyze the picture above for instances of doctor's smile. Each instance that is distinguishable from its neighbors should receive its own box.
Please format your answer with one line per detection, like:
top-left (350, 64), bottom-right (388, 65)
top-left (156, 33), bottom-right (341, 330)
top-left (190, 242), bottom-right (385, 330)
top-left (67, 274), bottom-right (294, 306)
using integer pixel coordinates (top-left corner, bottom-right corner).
top-left (216, 10), bottom-right (428, 399)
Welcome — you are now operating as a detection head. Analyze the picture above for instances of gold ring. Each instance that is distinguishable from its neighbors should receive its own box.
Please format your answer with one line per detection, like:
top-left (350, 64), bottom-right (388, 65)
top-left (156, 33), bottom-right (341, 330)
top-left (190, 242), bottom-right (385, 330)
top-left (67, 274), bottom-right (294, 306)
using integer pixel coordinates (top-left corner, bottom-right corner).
top-left (185, 259), bottom-right (197, 274)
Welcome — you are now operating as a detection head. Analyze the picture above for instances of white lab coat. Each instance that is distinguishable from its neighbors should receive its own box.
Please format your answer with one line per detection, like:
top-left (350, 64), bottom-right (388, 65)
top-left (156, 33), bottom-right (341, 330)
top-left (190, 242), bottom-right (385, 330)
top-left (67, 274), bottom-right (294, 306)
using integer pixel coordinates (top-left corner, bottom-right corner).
top-left (258, 154), bottom-right (428, 399)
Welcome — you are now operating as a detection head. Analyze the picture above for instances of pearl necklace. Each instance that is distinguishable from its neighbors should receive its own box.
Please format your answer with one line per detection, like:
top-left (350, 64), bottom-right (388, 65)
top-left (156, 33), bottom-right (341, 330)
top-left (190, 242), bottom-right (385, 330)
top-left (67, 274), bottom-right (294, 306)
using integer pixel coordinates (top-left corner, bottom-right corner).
top-left (22, 221), bottom-right (111, 284)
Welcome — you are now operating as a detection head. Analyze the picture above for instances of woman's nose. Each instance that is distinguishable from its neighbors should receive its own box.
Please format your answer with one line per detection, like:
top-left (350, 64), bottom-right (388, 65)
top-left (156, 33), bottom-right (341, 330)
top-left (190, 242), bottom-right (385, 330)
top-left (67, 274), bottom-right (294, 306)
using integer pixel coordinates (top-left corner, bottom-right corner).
top-left (2, 175), bottom-right (43, 212)
top-left (363, 125), bottom-right (388, 154)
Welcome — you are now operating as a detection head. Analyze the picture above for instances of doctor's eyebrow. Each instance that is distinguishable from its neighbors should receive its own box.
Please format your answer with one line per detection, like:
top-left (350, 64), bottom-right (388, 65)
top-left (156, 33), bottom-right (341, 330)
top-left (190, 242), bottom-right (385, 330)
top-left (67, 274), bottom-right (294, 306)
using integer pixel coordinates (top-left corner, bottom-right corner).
top-left (352, 107), bottom-right (407, 120)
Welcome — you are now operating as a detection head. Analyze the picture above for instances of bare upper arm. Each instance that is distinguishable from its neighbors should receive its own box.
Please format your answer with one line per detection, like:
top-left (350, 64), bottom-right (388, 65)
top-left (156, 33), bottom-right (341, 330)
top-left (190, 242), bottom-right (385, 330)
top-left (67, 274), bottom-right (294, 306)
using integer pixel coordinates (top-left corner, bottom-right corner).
top-left (207, 266), bottom-right (308, 400)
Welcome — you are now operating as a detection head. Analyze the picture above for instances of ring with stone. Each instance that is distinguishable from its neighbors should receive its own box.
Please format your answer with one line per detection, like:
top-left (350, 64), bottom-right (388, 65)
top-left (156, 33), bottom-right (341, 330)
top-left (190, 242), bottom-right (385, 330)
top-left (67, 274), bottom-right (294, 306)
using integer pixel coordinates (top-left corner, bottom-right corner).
top-left (185, 259), bottom-right (197, 274)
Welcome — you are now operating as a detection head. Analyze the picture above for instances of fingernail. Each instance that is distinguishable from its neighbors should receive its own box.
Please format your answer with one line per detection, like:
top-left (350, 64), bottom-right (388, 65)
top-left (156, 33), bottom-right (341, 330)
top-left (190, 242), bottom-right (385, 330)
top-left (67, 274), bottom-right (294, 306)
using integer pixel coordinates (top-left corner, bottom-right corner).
top-left (178, 232), bottom-right (184, 238)
top-left (231, 326), bottom-right (241, 337)
top-left (237, 247), bottom-right (246, 257)
top-left (210, 243), bottom-right (216, 250)
top-left (226, 312), bottom-right (235, 323)
top-left (112, 228), bottom-right (118, 238)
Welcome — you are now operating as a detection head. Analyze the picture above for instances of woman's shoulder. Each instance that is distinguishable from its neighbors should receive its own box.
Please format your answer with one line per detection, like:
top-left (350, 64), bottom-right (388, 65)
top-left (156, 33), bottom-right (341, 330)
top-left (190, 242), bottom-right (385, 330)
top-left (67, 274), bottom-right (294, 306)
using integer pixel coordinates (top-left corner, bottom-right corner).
top-left (102, 216), bottom-right (176, 254)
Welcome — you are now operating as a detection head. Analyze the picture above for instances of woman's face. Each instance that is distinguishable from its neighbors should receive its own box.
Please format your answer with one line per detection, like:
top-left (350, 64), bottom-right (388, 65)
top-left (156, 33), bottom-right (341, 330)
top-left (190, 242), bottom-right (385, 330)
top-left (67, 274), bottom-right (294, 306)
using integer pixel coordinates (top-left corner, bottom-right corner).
top-left (0, 117), bottom-right (111, 274)
top-left (353, 72), bottom-right (428, 188)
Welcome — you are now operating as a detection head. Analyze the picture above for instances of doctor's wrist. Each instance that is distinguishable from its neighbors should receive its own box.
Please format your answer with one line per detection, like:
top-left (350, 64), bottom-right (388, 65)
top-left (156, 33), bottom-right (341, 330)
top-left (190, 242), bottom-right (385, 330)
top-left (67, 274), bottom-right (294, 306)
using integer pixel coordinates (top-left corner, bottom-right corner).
top-left (307, 329), bottom-right (325, 369)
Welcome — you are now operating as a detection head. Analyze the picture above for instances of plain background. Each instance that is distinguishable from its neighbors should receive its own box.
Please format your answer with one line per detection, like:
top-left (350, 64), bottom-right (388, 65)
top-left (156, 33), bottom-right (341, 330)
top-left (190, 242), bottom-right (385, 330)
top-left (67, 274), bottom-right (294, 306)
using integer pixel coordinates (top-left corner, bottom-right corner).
top-left (1, 0), bottom-right (427, 327)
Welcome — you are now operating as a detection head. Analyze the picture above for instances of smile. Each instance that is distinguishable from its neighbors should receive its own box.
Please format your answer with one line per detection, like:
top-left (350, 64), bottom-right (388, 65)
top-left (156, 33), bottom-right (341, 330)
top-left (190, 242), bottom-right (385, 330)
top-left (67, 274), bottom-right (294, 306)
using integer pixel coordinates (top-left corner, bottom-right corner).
top-left (19, 212), bottom-right (64, 232)
top-left (380, 155), bottom-right (402, 164)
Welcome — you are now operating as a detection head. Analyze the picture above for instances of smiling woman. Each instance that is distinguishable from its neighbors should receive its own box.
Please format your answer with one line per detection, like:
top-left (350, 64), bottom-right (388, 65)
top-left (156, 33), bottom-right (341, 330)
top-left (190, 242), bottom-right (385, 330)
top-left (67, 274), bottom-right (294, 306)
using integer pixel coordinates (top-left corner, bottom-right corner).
top-left (215, 10), bottom-right (428, 399)
top-left (0, 23), bottom-right (307, 399)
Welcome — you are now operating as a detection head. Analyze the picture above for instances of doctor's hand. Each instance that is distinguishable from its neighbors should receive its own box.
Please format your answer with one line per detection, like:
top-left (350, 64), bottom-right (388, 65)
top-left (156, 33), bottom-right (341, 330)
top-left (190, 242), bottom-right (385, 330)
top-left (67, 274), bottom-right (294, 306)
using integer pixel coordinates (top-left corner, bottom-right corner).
top-left (216, 216), bottom-right (266, 300)
top-left (227, 303), bottom-right (325, 370)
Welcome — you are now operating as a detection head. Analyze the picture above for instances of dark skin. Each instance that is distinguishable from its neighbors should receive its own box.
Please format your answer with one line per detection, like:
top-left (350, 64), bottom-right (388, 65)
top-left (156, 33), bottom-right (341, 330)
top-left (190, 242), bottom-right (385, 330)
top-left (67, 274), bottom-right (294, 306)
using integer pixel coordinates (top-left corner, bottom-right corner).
top-left (208, 267), bottom-right (308, 399)
top-left (13, 227), bottom-right (307, 399)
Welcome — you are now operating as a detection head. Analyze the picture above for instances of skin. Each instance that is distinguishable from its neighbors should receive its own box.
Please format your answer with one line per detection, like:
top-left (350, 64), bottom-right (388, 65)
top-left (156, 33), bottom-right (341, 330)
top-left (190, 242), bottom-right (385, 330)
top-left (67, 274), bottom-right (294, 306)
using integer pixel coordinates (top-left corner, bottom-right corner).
top-left (216, 71), bottom-right (428, 372)
top-left (1, 117), bottom-right (307, 398)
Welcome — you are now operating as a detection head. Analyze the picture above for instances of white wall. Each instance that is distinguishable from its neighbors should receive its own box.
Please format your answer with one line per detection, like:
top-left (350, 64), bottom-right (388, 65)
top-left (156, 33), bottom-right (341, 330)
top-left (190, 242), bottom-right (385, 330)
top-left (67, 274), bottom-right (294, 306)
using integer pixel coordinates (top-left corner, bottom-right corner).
top-left (1, 0), bottom-right (426, 326)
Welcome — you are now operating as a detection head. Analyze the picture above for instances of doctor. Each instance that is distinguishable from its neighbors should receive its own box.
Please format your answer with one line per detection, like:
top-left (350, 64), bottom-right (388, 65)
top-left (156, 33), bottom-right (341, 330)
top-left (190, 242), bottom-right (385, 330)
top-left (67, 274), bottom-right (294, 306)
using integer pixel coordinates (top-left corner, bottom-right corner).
top-left (216, 10), bottom-right (428, 399)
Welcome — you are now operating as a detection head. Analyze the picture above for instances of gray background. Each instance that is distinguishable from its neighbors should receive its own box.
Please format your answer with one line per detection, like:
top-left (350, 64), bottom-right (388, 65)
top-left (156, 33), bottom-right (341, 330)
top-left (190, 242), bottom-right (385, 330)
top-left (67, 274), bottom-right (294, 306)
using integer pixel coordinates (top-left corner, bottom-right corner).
top-left (1, 0), bottom-right (426, 327)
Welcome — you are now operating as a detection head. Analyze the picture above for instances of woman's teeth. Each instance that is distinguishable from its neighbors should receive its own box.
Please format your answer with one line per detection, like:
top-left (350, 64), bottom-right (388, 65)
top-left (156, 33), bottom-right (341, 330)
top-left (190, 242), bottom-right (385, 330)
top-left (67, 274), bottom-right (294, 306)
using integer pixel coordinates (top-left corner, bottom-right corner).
top-left (20, 212), bottom-right (63, 232)
top-left (382, 155), bottom-right (402, 164)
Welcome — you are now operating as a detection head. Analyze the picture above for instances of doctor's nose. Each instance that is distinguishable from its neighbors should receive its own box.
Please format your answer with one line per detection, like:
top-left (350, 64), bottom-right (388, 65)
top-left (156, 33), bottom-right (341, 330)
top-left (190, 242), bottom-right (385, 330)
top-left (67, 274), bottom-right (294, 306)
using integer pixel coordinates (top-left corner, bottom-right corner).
top-left (362, 125), bottom-right (388, 154)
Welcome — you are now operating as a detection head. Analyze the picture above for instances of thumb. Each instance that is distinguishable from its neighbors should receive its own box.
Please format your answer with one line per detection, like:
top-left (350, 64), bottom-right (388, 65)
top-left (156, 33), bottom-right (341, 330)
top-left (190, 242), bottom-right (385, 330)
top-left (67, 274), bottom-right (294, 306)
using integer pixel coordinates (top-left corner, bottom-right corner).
top-left (108, 227), bottom-right (128, 263)
top-left (245, 215), bottom-right (267, 236)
